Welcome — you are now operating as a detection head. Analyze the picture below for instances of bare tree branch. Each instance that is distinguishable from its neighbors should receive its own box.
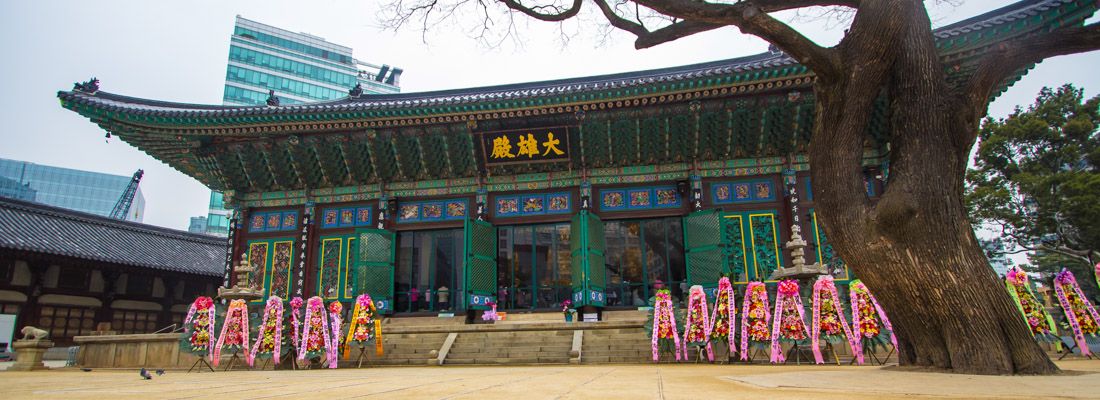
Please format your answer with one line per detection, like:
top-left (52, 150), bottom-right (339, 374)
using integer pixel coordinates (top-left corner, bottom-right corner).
top-left (498, 0), bottom-right (583, 21)
top-left (630, 0), bottom-right (849, 80)
top-left (964, 22), bottom-right (1100, 118)
top-left (590, 0), bottom-right (724, 49)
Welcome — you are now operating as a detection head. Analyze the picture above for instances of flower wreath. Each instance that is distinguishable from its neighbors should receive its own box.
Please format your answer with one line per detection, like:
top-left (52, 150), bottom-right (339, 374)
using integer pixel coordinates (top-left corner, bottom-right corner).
top-left (771, 280), bottom-right (810, 363)
top-left (740, 281), bottom-right (771, 360)
top-left (181, 296), bottom-right (217, 358)
top-left (248, 296), bottom-right (285, 366)
top-left (297, 296), bottom-right (333, 366)
top-left (212, 299), bottom-right (251, 367)
top-left (650, 289), bottom-right (685, 361)
top-left (343, 294), bottom-right (384, 359)
top-left (710, 277), bottom-right (737, 357)
top-left (811, 276), bottom-right (860, 364)
top-left (1004, 267), bottom-right (1058, 343)
top-left (684, 285), bottom-right (714, 362)
top-left (1053, 269), bottom-right (1100, 357)
top-left (849, 279), bottom-right (896, 363)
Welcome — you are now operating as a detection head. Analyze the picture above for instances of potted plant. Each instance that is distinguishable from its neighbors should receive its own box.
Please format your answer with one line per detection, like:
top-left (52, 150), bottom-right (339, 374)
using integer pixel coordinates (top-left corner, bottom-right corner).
top-left (562, 300), bottom-right (575, 322)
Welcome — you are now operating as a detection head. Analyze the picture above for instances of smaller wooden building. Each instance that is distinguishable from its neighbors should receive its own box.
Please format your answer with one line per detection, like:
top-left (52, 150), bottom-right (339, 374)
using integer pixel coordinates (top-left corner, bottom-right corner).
top-left (0, 197), bottom-right (224, 345)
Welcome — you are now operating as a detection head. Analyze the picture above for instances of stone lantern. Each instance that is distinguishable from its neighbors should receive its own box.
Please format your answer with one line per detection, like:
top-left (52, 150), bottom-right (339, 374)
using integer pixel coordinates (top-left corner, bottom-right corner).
top-left (769, 224), bottom-right (828, 281)
top-left (217, 260), bottom-right (263, 301)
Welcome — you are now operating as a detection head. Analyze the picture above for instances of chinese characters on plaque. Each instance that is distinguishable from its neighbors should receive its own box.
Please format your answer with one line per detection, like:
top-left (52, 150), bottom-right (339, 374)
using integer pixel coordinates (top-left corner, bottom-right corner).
top-left (481, 127), bottom-right (570, 166)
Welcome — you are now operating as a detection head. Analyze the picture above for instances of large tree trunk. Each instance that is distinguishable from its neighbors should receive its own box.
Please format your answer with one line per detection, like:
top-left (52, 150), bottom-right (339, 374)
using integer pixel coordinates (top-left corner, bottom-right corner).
top-left (808, 0), bottom-right (1059, 375)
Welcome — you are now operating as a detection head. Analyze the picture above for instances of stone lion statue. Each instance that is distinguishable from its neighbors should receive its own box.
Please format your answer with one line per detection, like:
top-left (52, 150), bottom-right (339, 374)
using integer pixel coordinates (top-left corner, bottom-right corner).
top-left (20, 326), bottom-right (49, 341)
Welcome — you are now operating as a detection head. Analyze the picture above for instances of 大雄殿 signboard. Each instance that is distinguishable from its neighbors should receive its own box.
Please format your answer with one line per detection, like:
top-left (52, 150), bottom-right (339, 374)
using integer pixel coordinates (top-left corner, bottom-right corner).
top-left (481, 127), bottom-right (571, 166)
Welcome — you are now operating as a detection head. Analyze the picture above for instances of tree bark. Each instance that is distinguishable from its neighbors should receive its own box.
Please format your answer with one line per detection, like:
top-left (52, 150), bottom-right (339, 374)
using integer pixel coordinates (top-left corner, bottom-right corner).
top-left (809, 0), bottom-right (1059, 375)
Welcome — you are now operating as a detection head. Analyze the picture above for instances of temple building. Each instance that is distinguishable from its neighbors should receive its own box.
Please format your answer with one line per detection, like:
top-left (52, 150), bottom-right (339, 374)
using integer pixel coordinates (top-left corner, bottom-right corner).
top-left (56, 0), bottom-right (1095, 317)
top-left (0, 197), bottom-right (223, 345)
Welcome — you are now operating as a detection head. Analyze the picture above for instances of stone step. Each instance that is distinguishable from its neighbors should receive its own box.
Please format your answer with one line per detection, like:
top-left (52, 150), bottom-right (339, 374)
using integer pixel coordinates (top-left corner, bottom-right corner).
top-left (448, 345), bottom-right (569, 353)
top-left (445, 357), bottom-right (569, 365)
top-left (452, 336), bottom-right (571, 343)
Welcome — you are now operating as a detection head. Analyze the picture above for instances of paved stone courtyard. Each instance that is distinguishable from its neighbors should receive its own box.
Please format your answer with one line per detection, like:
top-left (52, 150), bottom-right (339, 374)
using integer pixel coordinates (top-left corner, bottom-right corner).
top-left (2, 360), bottom-right (1098, 399)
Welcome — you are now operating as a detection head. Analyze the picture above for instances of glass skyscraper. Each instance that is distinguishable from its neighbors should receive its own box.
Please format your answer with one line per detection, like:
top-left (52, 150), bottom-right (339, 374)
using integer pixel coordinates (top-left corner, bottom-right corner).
top-left (205, 16), bottom-right (404, 235)
top-left (222, 15), bottom-right (402, 106)
top-left (0, 158), bottom-right (145, 222)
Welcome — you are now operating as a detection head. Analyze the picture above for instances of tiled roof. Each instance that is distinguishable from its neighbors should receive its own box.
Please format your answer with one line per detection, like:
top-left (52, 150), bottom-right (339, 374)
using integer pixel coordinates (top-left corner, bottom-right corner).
top-left (934, 0), bottom-right (1078, 38)
top-left (0, 197), bottom-right (225, 277)
top-left (58, 51), bottom-right (797, 118)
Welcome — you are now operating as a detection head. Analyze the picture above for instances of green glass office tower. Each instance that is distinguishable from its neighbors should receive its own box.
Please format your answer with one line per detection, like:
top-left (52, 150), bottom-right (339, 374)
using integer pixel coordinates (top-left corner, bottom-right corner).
top-left (207, 16), bottom-right (404, 236)
top-left (222, 15), bottom-right (402, 106)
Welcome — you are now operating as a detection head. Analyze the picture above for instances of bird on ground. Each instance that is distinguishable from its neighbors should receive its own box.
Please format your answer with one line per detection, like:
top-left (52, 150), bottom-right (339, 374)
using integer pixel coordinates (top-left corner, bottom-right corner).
top-left (155, 369), bottom-right (165, 376)
top-left (139, 368), bottom-right (152, 380)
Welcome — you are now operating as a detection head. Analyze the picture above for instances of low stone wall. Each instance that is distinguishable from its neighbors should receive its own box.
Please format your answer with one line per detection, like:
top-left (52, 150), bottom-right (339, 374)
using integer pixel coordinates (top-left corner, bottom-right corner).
top-left (73, 333), bottom-right (203, 369)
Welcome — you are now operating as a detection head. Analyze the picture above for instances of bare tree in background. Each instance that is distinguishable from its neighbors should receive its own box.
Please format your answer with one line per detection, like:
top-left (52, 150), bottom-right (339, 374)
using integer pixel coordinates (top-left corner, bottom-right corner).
top-left (383, 0), bottom-right (1100, 375)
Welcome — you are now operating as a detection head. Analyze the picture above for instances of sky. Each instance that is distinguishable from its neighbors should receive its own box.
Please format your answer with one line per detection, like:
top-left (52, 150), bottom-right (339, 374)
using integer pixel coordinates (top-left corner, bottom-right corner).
top-left (0, 0), bottom-right (1097, 232)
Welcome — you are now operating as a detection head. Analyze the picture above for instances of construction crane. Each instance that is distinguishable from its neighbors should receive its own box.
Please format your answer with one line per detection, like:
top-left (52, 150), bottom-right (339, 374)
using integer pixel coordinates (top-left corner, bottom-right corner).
top-left (109, 169), bottom-right (143, 220)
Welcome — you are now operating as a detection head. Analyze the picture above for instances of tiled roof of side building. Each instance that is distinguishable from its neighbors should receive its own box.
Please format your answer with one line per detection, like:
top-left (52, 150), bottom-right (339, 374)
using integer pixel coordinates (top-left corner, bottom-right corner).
top-left (0, 196), bottom-right (225, 277)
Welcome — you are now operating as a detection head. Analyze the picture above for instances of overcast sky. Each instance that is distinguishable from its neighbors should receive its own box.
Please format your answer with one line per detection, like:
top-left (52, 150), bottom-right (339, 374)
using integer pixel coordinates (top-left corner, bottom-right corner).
top-left (0, 0), bottom-right (1097, 232)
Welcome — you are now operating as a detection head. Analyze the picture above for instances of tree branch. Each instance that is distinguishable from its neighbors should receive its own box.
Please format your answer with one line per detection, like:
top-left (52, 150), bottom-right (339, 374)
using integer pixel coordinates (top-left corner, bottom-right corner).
top-left (591, 0), bottom-right (725, 49)
top-left (965, 22), bottom-right (1100, 116)
top-left (498, 0), bottom-right (583, 21)
top-left (630, 0), bottom-right (846, 80)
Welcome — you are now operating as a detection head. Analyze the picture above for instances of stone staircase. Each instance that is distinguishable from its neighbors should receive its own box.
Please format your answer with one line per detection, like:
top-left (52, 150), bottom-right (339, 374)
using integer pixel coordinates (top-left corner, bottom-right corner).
top-left (445, 330), bottom-right (574, 365)
top-left (345, 332), bottom-right (447, 366)
top-left (580, 327), bottom-right (651, 363)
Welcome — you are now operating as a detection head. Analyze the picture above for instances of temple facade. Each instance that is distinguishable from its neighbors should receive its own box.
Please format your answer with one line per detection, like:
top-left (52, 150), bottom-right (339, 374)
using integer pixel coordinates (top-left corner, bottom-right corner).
top-left (57, 0), bottom-right (1096, 316)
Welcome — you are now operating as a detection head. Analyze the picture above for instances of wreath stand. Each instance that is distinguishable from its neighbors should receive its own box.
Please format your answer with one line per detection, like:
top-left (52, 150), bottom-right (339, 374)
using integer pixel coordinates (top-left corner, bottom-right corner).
top-left (1057, 337), bottom-right (1095, 361)
top-left (712, 342), bottom-right (735, 364)
top-left (353, 345), bottom-right (373, 368)
top-left (187, 356), bottom-right (215, 373)
top-left (781, 343), bottom-right (814, 365)
top-left (820, 342), bottom-right (842, 365)
top-left (849, 342), bottom-right (895, 366)
top-left (278, 351), bottom-right (301, 370)
top-left (222, 349), bottom-right (244, 371)
top-left (743, 345), bottom-right (767, 363)
top-left (691, 345), bottom-right (710, 363)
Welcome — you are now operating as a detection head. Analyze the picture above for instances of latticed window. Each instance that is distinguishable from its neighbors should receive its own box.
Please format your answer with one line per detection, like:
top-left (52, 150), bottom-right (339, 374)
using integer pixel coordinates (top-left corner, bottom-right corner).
top-left (0, 302), bottom-right (20, 316)
top-left (112, 310), bottom-right (159, 334)
top-left (38, 305), bottom-right (96, 340)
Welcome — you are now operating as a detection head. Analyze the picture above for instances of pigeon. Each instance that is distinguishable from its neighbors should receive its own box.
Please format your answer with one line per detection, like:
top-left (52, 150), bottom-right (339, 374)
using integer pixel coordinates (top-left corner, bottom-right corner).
top-left (81, 368), bottom-right (92, 372)
top-left (139, 368), bottom-right (152, 380)
top-left (155, 369), bottom-right (165, 376)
